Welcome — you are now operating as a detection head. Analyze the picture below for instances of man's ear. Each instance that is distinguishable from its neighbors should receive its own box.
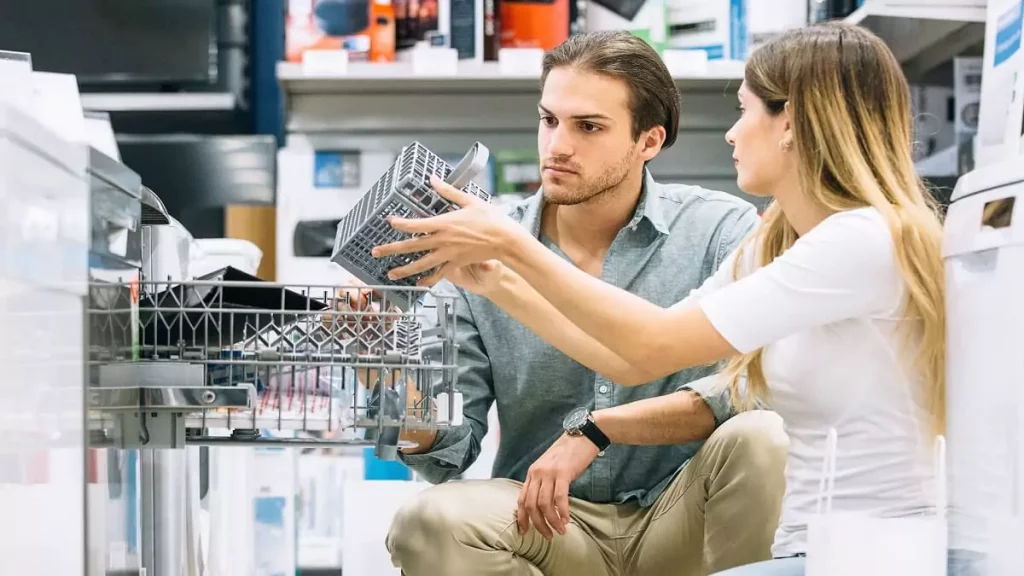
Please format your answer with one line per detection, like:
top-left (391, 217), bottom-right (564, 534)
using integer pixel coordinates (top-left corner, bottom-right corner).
top-left (639, 126), bottom-right (666, 162)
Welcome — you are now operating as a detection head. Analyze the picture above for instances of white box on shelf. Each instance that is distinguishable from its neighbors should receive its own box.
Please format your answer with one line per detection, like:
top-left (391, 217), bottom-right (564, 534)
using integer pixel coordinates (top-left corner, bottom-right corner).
top-left (747, 0), bottom-right (806, 51)
top-left (498, 47), bottom-right (545, 77)
top-left (412, 47), bottom-right (460, 76)
top-left (666, 0), bottom-right (748, 61)
top-left (662, 49), bottom-right (709, 76)
top-left (301, 49), bottom-right (350, 76)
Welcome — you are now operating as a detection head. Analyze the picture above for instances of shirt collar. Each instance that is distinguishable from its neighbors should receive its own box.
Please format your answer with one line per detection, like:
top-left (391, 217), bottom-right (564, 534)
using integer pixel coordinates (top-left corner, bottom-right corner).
top-left (517, 168), bottom-right (670, 238)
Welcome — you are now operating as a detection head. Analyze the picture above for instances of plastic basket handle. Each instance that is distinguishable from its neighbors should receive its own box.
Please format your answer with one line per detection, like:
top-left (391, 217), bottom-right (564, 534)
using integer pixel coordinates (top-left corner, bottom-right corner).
top-left (445, 142), bottom-right (491, 190)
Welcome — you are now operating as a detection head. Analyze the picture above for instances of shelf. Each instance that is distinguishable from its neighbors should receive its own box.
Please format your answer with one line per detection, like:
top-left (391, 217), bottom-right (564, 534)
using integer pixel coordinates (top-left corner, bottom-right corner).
top-left (845, 1), bottom-right (987, 80)
top-left (276, 58), bottom-right (747, 96)
top-left (79, 92), bottom-right (237, 112)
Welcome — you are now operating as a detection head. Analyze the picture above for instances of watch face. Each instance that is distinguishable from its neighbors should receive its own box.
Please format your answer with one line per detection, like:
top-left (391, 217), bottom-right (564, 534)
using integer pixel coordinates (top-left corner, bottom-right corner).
top-left (563, 407), bottom-right (588, 431)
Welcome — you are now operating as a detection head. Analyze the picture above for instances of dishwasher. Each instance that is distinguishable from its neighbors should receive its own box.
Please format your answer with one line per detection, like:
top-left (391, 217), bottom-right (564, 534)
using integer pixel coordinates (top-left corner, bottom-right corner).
top-left (82, 141), bottom-right (483, 576)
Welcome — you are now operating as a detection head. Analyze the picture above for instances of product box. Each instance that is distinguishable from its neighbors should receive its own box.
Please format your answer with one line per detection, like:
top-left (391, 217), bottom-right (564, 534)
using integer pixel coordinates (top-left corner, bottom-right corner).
top-left (394, 0), bottom-right (442, 49)
top-left (586, 0), bottom-right (669, 54)
top-left (746, 0), bottom-right (805, 52)
top-left (286, 0), bottom-right (397, 63)
top-left (500, 0), bottom-right (570, 50)
top-left (665, 0), bottom-right (747, 61)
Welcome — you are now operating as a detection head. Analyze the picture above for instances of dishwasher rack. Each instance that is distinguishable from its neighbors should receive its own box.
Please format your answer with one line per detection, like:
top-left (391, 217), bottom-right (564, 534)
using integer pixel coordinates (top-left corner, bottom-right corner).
top-left (86, 277), bottom-right (462, 458)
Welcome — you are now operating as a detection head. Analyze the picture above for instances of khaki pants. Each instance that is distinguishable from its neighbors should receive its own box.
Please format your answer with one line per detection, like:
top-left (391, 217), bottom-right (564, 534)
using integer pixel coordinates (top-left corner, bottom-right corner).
top-left (386, 411), bottom-right (788, 576)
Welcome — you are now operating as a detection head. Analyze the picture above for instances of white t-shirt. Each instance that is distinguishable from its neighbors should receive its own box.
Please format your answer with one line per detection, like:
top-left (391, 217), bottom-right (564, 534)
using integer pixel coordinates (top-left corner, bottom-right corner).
top-left (688, 207), bottom-right (939, 558)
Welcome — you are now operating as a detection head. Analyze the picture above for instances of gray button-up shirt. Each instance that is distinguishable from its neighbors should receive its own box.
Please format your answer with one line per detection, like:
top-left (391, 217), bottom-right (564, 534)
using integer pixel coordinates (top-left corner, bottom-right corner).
top-left (401, 172), bottom-right (760, 507)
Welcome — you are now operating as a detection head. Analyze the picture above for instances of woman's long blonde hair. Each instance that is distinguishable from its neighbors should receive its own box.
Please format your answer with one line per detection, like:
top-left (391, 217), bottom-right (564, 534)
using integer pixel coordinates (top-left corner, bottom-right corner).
top-left (721, 23), bottom-right (947, 435)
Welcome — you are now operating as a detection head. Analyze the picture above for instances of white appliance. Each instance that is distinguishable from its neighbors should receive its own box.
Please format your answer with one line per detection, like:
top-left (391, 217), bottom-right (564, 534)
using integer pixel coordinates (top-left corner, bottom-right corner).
top-left (0, 87), bottom-right (89, 575)
top-left (276, 144), bottom-right (396, 284)
top-left (943, 156), bottom-right (1024, 575)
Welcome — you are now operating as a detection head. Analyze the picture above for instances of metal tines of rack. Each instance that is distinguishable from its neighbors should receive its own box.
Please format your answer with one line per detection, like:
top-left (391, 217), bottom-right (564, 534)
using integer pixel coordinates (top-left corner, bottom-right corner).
top-left (85, 278), bottom-right (461, 454)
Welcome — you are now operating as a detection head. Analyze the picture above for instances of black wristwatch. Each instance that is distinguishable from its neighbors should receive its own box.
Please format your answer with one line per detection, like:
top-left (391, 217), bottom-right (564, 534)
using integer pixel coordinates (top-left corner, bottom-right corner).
top-left (563, 406), bottom-right (611, 452)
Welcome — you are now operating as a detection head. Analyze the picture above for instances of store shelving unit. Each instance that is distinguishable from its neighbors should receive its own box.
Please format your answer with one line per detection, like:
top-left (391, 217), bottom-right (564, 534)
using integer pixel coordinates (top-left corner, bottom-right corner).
top-left (275, 56), bottom-right (754, 201)
top-left (845, 1), bottom-right (987, 82)
top-left (276, 58), bottom-right (747, 95)
top-left (79, 92), bottom-right (237, 113)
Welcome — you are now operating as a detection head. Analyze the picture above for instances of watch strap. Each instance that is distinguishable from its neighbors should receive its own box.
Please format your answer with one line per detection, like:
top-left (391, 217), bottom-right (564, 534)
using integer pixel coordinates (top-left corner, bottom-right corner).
top-left (579, 416), bottom-right (611, 452)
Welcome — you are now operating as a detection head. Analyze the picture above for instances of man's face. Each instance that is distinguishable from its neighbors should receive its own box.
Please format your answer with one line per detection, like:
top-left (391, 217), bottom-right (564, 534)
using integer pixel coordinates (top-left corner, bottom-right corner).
top-left (537, 67), bottom-right (646, 205)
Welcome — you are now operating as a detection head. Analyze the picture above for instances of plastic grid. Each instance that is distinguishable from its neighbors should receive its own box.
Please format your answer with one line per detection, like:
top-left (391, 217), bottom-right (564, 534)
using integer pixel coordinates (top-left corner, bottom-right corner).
top-left (331, 142), bottom-right (491, 309)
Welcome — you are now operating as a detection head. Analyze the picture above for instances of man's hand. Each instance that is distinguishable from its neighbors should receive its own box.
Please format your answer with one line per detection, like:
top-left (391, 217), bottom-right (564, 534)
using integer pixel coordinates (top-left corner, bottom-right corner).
top-left (516, 433), bottom-right (600, 540)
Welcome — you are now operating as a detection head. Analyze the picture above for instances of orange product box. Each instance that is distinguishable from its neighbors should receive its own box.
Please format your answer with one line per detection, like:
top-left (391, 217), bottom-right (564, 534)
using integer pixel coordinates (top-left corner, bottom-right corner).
top-left (499, 0), bottom-right (569, 51)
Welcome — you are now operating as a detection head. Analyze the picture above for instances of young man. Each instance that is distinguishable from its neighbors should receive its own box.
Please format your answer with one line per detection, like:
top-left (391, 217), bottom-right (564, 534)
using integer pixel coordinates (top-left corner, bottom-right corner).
top-left (384, 31), bottom-right (787, 576)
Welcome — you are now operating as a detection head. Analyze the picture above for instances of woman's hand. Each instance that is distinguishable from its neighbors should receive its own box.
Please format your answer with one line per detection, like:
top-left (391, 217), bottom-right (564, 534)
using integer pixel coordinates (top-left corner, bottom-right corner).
top-left (442, 260), bottom-right (505, 295)
top-left (372, 175), bottom-right (526, 286)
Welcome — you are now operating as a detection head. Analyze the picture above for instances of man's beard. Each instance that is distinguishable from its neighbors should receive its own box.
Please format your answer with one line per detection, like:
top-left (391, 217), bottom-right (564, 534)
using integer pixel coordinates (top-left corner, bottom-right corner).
top-left (542, 148), bottom-right (636, 206)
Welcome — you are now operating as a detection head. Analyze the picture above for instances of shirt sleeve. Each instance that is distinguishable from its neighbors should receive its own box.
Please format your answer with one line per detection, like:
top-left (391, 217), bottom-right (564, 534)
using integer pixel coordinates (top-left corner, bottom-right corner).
top-left (397, 282), bottom-right (495, 483)
top-left (675, 203), bottom-right (761, 426)
top-left (698, 209), bottom-right (901, 354)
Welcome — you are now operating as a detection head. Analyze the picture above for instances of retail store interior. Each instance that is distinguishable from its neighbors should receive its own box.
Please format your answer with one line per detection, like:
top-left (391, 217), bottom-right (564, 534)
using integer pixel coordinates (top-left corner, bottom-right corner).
top-left (1, 0), bottom-right (1023, 575)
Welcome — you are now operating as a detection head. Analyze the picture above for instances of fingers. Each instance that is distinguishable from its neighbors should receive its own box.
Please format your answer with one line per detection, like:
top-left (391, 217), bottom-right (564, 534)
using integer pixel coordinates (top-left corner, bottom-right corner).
top-left (537, 479), bottom-right (564, 536)
top-left (516, 477), bottom-right (532, 536)
top-left (554, 477), bottom-right (571, 533)
top-left (386, 250), bottom-right (448, 281)
top-left (526, 477), bottom-right (552, 540)
top-left (372, 235), bottom-right (435, 259)
top-left (386, 212), bottom-right (454, 235)
top-left (429, 174), bottom-right (480, 208)
top-left (417, 262), bottom-right (449, 288)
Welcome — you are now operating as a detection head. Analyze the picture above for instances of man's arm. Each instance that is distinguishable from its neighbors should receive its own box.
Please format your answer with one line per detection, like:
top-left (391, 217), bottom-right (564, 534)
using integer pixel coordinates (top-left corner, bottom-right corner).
top-left (592, 388), bottom-right (716, 445)
top-left (396, 284), bottom-right (495, 484)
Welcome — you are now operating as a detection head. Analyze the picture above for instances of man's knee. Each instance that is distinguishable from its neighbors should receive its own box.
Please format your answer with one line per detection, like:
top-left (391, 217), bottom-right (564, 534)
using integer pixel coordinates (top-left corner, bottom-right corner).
top-left (387, 479), bottom-right (520, 569)
top-left (707, 410), bottom-right (788, 479)
top-left (387, 482), bottom-right (465, 557)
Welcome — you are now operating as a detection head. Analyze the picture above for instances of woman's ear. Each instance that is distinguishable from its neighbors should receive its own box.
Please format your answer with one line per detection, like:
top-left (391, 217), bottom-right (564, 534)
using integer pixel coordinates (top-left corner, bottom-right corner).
top-left (780, 101), bottom-right (795, 150)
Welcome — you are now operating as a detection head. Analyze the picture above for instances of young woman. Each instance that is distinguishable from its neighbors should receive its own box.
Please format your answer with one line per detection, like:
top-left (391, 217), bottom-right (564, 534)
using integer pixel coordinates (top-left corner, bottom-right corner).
top-left (373, 23), bottom-right (947, 574)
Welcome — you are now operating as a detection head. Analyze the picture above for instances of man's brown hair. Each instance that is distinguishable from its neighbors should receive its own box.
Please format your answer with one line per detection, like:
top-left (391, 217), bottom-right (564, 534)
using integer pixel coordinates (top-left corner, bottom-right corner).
top-left (541, 31), bottom-right (681, 148)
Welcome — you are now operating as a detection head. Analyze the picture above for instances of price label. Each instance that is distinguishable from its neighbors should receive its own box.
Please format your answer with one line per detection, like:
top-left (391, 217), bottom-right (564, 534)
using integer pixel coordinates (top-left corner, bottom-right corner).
top-left (662, 49), bottom-right (709, 77)
top-left (301, 49), bottom-right (349, 76)
top-left (411, 47), bottom-right (459, 77)
top-left (498, 48), bottom-right (544, 77)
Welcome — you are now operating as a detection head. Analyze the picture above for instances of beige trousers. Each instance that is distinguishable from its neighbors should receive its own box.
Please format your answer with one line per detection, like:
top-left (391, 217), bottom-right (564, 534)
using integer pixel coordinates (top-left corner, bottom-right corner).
top-left (386, 411), bottom-right (788, 576)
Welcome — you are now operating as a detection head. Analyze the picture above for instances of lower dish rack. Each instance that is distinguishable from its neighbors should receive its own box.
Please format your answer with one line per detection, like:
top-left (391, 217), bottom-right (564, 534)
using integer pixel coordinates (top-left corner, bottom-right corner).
top-left (85, 277), bottom-right (462, 457)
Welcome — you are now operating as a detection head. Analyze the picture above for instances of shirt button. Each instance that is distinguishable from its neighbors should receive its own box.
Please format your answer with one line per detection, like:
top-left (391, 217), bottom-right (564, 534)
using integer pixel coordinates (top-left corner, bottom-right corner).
top-left (598, 385), bottom-right (609, 394)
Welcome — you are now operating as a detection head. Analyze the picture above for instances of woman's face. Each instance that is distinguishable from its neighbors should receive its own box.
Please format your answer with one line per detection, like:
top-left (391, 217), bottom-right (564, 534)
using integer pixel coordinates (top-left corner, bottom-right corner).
top-left (724, 82), bottom-right (794, 197)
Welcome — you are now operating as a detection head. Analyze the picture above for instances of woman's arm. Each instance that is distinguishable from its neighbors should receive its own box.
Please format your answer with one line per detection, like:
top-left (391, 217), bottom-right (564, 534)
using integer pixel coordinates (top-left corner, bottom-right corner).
top-left (494, 227), bottom-right (739, 381)
top-left (486, 265), bottom-right (663, 386)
